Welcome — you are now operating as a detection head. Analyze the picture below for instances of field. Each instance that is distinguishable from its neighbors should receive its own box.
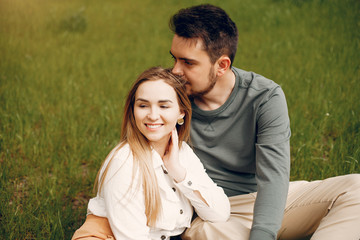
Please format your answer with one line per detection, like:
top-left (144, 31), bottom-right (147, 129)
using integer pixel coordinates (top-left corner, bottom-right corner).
top-left (1, 0), bottom-right (359, 238)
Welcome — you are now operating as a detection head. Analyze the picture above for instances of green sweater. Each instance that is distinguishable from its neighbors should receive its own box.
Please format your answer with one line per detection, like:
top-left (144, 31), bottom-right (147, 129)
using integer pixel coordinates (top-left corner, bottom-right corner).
top-left (190, 67), bottom-right (291, 239)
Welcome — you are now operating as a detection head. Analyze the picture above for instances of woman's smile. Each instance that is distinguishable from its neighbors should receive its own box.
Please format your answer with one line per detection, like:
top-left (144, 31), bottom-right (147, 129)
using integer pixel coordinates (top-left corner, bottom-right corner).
top-left (145, 123), bottom-right (163, 130)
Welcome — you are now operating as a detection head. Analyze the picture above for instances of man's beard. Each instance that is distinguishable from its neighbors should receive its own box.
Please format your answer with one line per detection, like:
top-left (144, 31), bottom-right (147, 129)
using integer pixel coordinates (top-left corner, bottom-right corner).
top-left (188, 66), bottom-right (217, 98)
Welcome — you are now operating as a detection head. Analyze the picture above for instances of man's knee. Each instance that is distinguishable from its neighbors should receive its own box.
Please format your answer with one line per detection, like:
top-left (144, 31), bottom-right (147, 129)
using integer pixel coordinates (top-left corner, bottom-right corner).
top-left (182, 216), bottom-right (250, 240)
top-left (334, 174), bottom-right (360, 193)
top-left (338, 174), bottom-right (360, 201)
top-left (182, 218), bottom-right (208, 240)
top-left (345, 174), bottom-right (360, 187)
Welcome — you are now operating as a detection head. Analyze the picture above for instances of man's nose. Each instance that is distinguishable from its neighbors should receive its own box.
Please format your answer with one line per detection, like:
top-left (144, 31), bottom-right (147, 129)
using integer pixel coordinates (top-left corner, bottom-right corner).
top-left (172, 62), bottom-right (183, 76)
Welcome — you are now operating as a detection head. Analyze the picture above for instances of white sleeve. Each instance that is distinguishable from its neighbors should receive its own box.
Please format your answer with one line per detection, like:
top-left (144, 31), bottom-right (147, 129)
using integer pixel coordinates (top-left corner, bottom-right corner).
top-left (174, 143), bottom-right (230, 222)
top-left (102, 149), bottom-right (152, 240)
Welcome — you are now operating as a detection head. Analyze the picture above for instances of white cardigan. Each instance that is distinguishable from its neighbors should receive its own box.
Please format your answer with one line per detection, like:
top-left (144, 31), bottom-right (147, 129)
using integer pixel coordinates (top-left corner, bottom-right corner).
top-left (88, 142), bottom-right (230, 240)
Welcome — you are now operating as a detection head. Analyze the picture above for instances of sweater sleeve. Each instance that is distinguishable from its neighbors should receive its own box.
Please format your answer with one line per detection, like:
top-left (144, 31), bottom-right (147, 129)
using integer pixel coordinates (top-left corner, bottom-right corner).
top-left (174, 143), bottom-right (231, 222)
top-left (250, 87), bottom-right (291, 240)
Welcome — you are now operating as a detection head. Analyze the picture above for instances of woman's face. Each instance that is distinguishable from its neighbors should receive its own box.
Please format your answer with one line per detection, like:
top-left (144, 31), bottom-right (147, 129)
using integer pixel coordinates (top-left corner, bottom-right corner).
top-left (134, 79), bottom-right (185, 150)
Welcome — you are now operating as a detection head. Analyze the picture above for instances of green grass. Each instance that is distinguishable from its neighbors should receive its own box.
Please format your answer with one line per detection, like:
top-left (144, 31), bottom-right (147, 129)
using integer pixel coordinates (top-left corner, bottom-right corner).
top-left (1, 0), bottom-right (359, 238)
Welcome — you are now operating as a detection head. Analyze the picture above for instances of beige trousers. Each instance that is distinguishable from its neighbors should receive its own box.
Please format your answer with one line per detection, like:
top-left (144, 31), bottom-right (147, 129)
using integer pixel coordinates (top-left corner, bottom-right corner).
top-left (72, 214), bottom-right (114, 240)
top-left (183, 174), bottom-right (360, 240)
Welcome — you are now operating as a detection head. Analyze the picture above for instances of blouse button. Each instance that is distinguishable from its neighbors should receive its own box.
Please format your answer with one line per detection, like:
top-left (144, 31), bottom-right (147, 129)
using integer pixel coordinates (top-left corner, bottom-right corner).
top-left (172, 187), bottom-right (176, 192)
top-left (161, 235), bottom-right (166, 240)
top-left (187, 181), bottom-right (192, 186)
top-left (161, 165), bottom-right (168, 174)
top-left (180, 209), bottom-right (183, 214)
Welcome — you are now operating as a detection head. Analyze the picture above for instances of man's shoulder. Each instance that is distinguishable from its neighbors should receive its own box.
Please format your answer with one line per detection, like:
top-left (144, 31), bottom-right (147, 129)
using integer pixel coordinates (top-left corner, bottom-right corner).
top-left (232, 67), bottom-right (279, 91)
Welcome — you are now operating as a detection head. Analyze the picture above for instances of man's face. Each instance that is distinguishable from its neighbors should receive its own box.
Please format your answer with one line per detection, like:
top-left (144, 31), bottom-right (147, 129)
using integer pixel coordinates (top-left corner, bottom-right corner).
top-left (170, 35), bottom-right (217, 97)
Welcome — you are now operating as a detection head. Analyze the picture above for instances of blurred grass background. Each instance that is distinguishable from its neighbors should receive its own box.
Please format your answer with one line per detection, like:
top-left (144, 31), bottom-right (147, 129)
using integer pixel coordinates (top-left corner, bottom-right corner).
top-left (0, 0), bottom-right (359, 238)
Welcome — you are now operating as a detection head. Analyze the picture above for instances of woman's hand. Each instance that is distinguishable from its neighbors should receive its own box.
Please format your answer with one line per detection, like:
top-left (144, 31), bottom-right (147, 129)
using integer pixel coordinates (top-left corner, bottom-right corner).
top-left (162, 128), bottom-right (186, 183)
top-left (163, 129), bottom-right (210, 206)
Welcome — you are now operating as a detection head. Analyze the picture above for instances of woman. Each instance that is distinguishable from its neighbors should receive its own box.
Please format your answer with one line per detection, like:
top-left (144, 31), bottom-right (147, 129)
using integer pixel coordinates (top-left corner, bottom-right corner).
top-left (72, 67), bottom-right (230, 240)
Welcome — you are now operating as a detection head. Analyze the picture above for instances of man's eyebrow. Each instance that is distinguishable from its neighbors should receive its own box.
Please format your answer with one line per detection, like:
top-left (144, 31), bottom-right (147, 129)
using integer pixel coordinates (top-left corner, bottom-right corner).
top-left (169, 51), bottom-right (176, 58)
top-left (169, 51), bottom-right (197, 63)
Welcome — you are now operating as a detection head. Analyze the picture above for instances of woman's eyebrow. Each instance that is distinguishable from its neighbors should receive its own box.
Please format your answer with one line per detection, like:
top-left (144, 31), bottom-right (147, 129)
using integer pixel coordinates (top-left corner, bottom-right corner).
top-left (135, 98), bottom-right (149, 102)
top-left (158, 100), bottom-right (173, 103)
top-left (135, 98), bottom-right (173, 103)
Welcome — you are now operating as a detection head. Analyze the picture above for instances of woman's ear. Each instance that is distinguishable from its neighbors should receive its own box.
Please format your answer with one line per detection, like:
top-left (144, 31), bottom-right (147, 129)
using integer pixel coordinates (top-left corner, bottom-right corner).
top-left (216, 55), bottom-right (231, 77)
top-left (177, 112), bottom-right (186, 126)
top-left (179, 112), bottom-right (185, 119)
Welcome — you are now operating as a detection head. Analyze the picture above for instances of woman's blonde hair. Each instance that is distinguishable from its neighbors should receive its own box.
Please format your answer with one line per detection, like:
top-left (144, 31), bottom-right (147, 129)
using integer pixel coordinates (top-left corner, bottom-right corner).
top-left (95, 66), bottom-right (191, 226)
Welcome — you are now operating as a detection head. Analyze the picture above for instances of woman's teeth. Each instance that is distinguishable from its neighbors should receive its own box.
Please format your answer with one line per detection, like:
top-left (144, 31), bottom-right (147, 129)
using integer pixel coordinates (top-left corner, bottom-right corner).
top-left (146, 124), bottom-right (162, 129)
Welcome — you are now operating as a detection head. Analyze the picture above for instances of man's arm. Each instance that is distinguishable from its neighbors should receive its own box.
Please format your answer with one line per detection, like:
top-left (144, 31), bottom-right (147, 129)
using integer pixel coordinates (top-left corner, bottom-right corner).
top-left (250, 86), bottom-right (291, 240)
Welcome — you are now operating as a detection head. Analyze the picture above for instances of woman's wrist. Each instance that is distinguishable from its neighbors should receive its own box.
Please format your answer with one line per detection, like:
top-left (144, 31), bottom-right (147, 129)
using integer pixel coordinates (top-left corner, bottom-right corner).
top-left (167, 164), bottom-right (186, 183)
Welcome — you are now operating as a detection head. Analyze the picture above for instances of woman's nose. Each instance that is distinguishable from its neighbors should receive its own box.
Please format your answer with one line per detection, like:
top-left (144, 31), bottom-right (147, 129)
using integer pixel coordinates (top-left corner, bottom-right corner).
top-left (147, 108), bottom-right (159, 121)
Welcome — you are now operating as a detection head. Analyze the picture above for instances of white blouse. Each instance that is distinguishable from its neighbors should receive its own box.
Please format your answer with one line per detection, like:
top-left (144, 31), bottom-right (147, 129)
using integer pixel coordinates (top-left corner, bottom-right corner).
top-left (87, 142), bottom-right (230, 240)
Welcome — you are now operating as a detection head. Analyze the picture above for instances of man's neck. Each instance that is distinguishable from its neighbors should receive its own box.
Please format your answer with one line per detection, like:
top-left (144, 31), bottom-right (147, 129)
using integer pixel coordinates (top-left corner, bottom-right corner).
top-left (194, 69), bottom-right (236, 111)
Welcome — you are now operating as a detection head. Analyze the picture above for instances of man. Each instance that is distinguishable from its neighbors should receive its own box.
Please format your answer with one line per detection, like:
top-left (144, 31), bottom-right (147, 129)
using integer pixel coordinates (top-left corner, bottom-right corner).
top-left (169, 4), bottom-right (360, 240)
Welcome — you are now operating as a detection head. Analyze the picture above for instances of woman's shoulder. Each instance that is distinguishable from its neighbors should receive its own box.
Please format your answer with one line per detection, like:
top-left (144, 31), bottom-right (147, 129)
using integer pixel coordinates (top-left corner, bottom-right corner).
top-left (180, 141), bottom-right (194, 153)
top-left (98, 143), bottom-right (139, 200)
top-left (180, 141), bottom-right (190, 150)
top-left (111, 142), bottom-right (132, 159)
top-left (179, 142), bottom-right (199, 162)
top-left (100, 143), bottom-right (134, 179)
top-left (107, 143), bottom-right (133, 166)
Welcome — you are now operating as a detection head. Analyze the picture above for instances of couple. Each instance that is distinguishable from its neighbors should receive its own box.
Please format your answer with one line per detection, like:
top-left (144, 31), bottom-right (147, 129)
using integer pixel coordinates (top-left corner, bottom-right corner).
top-left (73, 4), bottom-right (360, 240)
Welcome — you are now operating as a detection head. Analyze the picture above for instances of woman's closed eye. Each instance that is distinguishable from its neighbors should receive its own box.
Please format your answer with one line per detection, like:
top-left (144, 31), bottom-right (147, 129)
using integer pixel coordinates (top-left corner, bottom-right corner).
top-left (160, 105), bottom-right (170, 109)
top-left (137, 103), bottom-right (148, 108)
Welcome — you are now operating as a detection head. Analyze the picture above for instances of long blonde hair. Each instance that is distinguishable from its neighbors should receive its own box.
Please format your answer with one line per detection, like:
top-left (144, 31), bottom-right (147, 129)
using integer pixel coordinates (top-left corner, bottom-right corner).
top-left (94, 67), bottom-right (192, 226)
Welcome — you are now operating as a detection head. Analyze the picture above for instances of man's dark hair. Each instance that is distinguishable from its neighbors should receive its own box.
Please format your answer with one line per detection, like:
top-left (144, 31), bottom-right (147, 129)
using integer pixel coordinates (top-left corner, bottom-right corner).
top-left (169, 4), bottom-right (238, 66)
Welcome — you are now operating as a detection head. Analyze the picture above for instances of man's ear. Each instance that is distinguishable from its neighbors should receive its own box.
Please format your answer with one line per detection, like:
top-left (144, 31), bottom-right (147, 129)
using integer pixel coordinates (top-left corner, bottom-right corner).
top-left (216, 56), bottom-right (231, 77)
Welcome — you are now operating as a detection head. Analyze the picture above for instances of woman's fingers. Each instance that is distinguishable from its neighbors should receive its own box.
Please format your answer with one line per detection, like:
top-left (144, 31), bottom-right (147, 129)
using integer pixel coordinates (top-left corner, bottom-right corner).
top-left (171, 128), bottom-right (178, 147)
top-left (163, 128), bottom-right (185, 182)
